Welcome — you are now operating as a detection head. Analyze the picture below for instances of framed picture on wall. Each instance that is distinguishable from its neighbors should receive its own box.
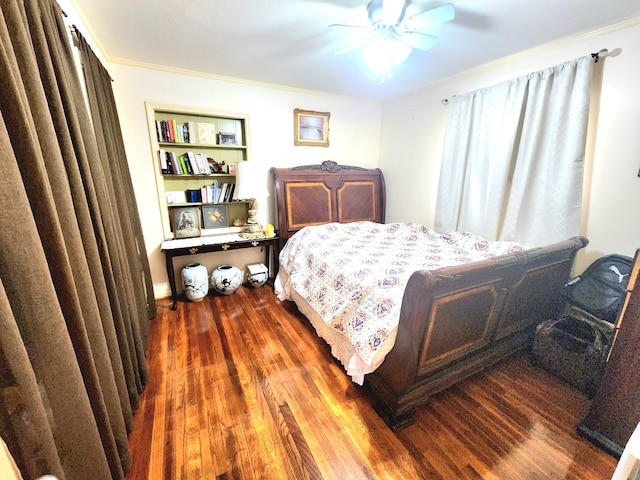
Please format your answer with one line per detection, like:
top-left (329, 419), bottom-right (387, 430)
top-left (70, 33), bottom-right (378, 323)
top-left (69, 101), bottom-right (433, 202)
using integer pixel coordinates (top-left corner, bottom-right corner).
top-left (294, 108), bottom-right (330, 147)
top-left (202, 204), bottom-right (228, 229)
top-left (170, 206), bottom-right (201, 239)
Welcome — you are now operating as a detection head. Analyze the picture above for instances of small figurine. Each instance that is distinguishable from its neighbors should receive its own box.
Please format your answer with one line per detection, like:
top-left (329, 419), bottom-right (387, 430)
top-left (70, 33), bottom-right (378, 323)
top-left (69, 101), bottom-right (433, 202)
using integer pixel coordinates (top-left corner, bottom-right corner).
top-left (207, 158), bottom-right (226, 173)
top-left (264, 223), bottom-right (275, 237)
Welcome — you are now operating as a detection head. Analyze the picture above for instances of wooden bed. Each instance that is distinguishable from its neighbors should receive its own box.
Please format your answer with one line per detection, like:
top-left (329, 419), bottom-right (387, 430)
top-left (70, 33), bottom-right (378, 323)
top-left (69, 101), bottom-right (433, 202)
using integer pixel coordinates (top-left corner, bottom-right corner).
top-left (271, 161), bottom-right (588, 431)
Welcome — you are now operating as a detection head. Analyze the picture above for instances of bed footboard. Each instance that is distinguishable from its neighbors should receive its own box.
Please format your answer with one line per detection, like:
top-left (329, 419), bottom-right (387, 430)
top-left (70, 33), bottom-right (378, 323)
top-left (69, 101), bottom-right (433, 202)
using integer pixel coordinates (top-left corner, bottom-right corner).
top-left (366, 236), bottom-right (589, 431)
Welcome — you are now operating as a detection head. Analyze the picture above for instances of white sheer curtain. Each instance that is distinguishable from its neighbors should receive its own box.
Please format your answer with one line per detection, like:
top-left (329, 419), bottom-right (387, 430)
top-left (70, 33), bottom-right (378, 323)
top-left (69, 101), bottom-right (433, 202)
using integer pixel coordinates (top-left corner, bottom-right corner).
top-left (435, 56), bottom-right (594, 246)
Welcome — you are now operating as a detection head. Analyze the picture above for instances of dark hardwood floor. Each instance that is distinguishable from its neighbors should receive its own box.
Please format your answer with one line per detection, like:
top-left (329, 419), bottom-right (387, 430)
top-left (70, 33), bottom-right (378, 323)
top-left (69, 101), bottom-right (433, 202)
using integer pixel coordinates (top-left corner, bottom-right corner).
top-left (126, 283), bottom-right (618, 479)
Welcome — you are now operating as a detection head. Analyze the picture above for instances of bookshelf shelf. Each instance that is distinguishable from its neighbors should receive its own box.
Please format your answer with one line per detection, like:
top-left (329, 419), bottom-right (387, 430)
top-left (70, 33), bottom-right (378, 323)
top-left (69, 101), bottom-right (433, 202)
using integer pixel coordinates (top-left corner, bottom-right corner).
top-left (161, 173), bottom-right (235, 178)
top-left (145, 102), bottom-right (250, 239)
top-left (159, 141), bottom-right (247, 151)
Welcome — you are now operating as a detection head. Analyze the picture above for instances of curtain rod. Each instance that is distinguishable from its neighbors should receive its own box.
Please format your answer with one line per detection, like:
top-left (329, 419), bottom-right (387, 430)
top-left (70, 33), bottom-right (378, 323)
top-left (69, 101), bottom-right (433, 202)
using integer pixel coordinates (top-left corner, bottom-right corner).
top-left (591, 48), bottom-right (609, 62)
top-left (69, 25), bottom-right (79, 47)
top-left (68, 25), bottom-right (115, 82)
top-left (441, 48), bottom-right (609, 105)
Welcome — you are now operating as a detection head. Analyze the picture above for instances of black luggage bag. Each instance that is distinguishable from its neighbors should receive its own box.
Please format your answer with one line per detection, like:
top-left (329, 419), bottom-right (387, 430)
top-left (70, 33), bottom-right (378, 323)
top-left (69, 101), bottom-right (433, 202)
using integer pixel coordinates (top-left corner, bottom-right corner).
top-left (532, 254), bottom-right (633, 396)
top-left (533, 306), bottom-right (614, 396)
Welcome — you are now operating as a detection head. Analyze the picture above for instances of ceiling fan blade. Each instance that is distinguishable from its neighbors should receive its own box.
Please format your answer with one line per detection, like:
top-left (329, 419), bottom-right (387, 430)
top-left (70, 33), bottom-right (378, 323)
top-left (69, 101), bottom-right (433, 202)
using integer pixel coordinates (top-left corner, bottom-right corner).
top-left (398, 31), bottom-right (438, 51)
top-left (381, 0), bottom-right (406, 25)
top-left (405, 3), bottom-right (455, 30)
top-left (329, 23), bottom-right (369, 29)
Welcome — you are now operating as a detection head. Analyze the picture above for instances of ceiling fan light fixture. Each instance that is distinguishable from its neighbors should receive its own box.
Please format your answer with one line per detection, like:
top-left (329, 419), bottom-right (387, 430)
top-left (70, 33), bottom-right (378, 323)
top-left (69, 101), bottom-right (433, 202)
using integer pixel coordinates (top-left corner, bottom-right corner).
top-left (331, 1), bottom-right (455, 80)
top-left (363, 37), bottom-right (411, 79)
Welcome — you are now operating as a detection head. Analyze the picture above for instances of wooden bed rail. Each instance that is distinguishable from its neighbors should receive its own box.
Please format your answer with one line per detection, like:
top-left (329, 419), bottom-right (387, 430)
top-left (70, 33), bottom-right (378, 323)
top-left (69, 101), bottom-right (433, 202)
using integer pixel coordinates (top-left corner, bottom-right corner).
top-left (367, 236), bottom-right (589, 431)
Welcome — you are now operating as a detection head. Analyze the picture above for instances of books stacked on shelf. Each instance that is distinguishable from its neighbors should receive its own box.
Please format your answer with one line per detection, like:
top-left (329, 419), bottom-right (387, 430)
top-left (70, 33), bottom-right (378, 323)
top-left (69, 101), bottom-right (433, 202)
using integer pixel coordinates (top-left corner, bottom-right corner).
top-left (156, 119), bottom-right (221, 145)
top-left (159, 150), bottom-right (213, 175)
top-left (156, 119), bottom-right (192, 143)
top-left (200, 182), bottom-right (236, 204)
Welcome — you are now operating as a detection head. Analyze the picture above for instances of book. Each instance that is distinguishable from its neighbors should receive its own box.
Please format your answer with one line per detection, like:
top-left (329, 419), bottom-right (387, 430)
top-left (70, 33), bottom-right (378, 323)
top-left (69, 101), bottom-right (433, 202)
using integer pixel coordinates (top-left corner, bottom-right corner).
top-left (156, 121), bottom-right (163, 142)
top-left (172, 120), bottom-right (179, 143)
top-left (180, 154), bottom-right (194, 175)
top-left (186, 151), bottom-right (199, 174)
top-left (169, 151), bottom-right (181, 174)
top-left (163, 121), bottom-right (170, 142)
top-left (224, 183), bottom-right (234, 202)
top-left (159, 149), bottom-right (168, 174)
top-left (187, 121), bottom-right (198, 143)
top-left (211, 182), bottom-right (219, 202)
top-left (167, 119), bottom-right (174, 142)
top-left (179, 155), bottom-right (189, 175)
top-left (197, 122), bottom-right (217, 145)
top-left (164, 152), bottom-right (173, 174)
top-left (198, 153), bottom-right (211, 174)
top-left (165, 151), bottom-right (175, 174)
top-left (157, 120), bottom-right (165, 142)
top-left (218, 183), bottom-right (228, 202)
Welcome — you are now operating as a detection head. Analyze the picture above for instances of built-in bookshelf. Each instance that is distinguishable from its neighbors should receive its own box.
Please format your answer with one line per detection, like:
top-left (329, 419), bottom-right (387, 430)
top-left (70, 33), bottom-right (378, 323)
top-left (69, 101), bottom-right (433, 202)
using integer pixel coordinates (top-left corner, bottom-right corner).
top-left (145, 102), bottom-right (250, 239)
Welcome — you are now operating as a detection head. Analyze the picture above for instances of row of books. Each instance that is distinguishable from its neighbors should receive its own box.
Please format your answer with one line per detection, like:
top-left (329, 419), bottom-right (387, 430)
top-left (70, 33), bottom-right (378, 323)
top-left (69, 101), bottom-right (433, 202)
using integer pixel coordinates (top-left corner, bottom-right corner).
top-left (201, 182), bottom-right (236, 204)
top-left (156, 119), bottom-right (217, 145)
top-left (159, 150), bottom-right (213, 175)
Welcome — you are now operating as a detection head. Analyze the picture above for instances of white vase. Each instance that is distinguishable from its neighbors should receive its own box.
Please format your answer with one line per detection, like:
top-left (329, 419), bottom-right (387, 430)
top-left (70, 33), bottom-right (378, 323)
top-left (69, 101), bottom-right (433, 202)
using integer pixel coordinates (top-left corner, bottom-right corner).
top-left (210, 264), bottom-right (243, 295)
top-left (246, 266), bottom-right (268, 288)
top-left (181, 263), bottom-right (208, 302)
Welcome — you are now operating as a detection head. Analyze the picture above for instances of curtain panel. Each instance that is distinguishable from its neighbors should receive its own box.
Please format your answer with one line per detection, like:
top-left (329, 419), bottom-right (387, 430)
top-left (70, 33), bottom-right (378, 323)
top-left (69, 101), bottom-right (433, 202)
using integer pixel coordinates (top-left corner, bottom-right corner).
top-left (74, 29), bottom-right (155, 414)
top-left (0, 1), bottom-right (153, 479)
top-left (435, 56), bottom-right (594, 246)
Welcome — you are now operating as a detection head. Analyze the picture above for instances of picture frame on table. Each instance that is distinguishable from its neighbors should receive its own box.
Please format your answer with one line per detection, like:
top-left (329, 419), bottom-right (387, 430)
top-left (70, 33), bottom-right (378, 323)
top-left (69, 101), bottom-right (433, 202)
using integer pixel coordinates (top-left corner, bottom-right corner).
top-left (202, 204), bottom-right (228, 229)
top-left (294, 108), bottom-right (330, 147)
top-left (218, 132), bottom-right (237, 145)
top-left (170, 206), bottom-right (201, 239)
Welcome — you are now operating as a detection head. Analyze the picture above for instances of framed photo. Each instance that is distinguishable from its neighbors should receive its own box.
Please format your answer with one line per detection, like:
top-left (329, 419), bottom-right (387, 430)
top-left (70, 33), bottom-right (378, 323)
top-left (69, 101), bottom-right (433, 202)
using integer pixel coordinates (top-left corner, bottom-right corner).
top-left (218, 132), bottom-right (237, 145)
top-left (170, 206), bottom-right (201, 239)
top-left (202, 204), bottom-right (228, 229)
top-left (294, 108), bottom-right (330, 147)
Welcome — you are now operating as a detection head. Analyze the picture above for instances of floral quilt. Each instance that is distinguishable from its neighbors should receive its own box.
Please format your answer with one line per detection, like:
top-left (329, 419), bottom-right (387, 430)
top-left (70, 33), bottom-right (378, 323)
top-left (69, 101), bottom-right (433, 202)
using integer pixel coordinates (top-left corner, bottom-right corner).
top-left (277, 222), bottom-right (524, 367)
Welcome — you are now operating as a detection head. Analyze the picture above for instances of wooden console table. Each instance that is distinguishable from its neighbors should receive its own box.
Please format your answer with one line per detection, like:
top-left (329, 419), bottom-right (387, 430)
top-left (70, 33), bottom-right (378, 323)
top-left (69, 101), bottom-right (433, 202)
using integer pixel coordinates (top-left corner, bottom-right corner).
top-left (161, 234), bottom-right (279, 310)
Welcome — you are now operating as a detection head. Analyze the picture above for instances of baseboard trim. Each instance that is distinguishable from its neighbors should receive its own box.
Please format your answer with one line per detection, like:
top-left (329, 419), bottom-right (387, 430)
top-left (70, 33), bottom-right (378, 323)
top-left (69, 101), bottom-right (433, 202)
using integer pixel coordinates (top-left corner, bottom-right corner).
top-left (577, 423), bottom-right (624, 458)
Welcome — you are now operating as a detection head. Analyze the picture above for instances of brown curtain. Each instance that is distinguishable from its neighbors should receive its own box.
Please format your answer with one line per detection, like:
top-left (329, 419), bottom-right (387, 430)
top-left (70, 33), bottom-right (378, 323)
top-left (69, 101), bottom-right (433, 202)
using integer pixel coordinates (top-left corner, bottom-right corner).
top-left (73, 28), bottom-right (156, 323)
top-left (0, 1), bottom-right (153, 479)
top-left (73, 28), bottom-right (156, 413)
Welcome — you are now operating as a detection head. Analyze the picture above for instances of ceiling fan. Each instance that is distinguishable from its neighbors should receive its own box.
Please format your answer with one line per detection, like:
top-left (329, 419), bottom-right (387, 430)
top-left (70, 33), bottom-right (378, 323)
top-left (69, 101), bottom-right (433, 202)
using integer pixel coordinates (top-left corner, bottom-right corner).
top-left (330, 0), bottom-right (455, 78)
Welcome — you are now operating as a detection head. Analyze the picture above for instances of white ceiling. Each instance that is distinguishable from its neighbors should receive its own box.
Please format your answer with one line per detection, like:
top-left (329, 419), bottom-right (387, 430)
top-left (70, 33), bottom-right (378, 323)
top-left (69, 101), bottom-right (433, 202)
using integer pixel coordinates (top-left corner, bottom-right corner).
top-left (70, 0), bottom-right (640, 101)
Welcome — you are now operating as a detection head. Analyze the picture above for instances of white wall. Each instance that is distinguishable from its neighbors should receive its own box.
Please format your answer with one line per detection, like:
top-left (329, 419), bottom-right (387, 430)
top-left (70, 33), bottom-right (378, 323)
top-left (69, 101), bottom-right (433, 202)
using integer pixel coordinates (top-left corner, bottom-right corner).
top-left (380, 19), bottom-right (640, 273)
top-left (109, 64), bottom-right (382, 297)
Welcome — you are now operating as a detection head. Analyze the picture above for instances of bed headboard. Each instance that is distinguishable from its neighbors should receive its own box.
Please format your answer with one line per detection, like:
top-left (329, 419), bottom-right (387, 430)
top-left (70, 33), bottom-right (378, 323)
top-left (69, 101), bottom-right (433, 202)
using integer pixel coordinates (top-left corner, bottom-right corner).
top-left (271, 161), bottom-right (386, 246)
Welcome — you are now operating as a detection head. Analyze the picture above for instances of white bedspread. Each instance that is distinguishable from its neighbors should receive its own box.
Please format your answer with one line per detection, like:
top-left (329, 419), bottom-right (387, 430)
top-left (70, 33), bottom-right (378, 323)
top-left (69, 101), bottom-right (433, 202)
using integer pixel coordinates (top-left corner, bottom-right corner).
top-left (275, 222), bottom-right (523, 383)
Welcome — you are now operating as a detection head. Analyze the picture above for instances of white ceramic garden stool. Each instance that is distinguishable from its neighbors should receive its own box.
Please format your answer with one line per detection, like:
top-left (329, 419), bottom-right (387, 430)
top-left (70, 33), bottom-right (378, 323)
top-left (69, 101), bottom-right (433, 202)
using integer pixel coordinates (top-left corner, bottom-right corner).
top-left (210, 264), bottom-right (243, 295)
top-left (181, 263), bottom-right (209, 302)
top-left (246, 263), bottom-right (268, 288)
